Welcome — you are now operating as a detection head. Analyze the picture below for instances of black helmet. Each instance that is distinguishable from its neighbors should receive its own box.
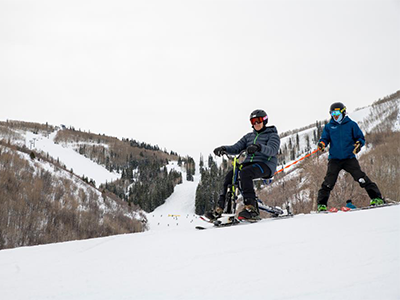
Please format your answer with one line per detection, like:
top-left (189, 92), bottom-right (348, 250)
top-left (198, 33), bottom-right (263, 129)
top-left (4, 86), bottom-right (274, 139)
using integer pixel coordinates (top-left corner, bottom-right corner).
top-left (250, 109), bottom-right (268, 126)
top-left (329, 102), bottom-right (346, 116)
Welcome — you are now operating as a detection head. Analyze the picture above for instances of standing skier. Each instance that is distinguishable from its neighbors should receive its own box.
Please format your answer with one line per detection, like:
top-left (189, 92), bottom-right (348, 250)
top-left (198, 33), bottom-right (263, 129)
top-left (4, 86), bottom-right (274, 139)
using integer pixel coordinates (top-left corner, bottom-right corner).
top-left (206, 109), bottom-right (280, 221)
top-left (316, 102), bottom-right (384, 211)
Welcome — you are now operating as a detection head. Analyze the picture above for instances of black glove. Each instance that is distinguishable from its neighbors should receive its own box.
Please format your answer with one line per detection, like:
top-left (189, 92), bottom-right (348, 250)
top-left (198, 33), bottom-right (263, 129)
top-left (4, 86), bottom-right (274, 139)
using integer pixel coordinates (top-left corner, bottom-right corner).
top-left (213, 146), bottom-right (226, 156)
top-left (317, 141), bottom-right (326, 152)
top-left (353, 141), bottom-right (362, 154)
top-left (247, 144), bottom-right (261, 155)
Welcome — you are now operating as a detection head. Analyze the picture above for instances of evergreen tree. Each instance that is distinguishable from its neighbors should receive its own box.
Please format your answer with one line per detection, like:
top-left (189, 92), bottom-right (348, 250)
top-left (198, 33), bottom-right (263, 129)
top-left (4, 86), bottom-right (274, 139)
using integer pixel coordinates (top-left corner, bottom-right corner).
top-left (195, 155), bottom-right (224, 215)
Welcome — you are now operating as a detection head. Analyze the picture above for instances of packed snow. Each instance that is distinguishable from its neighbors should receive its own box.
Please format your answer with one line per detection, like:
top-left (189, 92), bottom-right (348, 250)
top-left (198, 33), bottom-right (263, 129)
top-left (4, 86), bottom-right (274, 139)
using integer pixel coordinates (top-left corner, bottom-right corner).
top-left (0, 205), bottom-right (398, 300)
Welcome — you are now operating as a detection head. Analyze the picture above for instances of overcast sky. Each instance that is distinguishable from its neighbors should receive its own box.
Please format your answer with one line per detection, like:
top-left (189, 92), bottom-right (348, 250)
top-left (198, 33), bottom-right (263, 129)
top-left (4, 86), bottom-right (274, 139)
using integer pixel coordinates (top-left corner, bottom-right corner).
top-left (1, 0), bottom-right (399, 159)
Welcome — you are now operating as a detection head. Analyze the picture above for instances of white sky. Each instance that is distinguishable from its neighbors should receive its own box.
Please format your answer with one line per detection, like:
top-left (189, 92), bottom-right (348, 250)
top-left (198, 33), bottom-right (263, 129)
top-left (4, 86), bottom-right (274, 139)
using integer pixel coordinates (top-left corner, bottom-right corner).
top-left (1, 0), bottom-right (399, 159)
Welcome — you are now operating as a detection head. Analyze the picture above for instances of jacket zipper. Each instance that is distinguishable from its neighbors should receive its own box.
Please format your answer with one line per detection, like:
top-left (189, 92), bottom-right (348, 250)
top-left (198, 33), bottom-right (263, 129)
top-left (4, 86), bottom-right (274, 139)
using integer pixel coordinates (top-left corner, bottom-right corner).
top-left (250, 133), bottom-right (260, 162)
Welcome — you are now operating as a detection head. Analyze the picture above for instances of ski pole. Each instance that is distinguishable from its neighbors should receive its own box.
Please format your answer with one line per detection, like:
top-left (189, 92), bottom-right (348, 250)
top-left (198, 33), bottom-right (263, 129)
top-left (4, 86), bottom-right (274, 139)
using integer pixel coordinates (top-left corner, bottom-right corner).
top-left (274, 148), bottom-right (320, 175)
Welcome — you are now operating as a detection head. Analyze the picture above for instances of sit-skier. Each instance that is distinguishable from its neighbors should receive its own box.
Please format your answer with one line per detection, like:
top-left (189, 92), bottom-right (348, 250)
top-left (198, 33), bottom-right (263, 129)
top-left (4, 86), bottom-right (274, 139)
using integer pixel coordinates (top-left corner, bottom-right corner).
top-left (206, 109), bottom-right (280, 221)
top-left (316, 102), bottom-right (384, 212)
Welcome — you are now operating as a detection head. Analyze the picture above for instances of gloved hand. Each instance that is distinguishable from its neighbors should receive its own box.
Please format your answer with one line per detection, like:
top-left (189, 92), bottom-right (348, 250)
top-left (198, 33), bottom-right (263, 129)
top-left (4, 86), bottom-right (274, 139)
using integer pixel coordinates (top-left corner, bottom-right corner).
top-left (317, 141), bottom-right (326, 152)
top-left (213, 146), bottom-right (226, 156)
top-left (353, 141), bottom-right (362, 154)
top-left (247, 144), bottom-right (261, 155)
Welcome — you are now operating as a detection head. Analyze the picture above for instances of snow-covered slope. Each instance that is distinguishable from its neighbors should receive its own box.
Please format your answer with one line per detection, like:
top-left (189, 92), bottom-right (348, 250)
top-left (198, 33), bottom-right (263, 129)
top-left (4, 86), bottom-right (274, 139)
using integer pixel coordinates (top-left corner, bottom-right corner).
top-left (0, 205), bottom-right (398, 300)
top-left (24, 130), bottom-right (121, 187)
top-left (0, 142), bottom-right (143, 240)
top-left (0, 126), bottom-right (122, 187)
top-left (147, 161), bottom-right (204, 231)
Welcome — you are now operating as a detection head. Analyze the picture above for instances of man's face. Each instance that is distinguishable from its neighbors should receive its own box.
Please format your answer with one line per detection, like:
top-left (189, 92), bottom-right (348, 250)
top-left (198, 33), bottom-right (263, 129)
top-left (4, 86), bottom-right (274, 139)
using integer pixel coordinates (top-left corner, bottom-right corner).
top-left (253, 122), bottom-right (263, 131)
top-left (331, 110), bottom-right (342, 122)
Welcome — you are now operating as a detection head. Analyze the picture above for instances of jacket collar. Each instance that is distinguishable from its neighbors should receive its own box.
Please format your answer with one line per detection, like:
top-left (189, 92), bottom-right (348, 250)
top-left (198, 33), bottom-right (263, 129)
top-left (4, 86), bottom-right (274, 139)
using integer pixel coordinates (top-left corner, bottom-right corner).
top-left (253, 125), bottom-right (277, 134)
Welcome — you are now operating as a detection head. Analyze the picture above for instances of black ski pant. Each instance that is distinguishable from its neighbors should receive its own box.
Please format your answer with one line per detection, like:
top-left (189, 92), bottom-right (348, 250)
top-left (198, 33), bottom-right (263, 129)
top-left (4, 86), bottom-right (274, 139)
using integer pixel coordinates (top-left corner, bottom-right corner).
top-left (317, 158), bottom-right (382, 206)
top-left (218, 162), bottom-right (271, 209)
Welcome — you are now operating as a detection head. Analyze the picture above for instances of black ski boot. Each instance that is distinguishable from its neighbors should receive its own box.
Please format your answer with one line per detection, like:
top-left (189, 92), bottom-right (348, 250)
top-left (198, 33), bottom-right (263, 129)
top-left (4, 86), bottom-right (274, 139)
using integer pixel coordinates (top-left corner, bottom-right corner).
top-left (238, 198), bottom-right (261, 222)
top-left (204, 207), bottom-right (223, 221)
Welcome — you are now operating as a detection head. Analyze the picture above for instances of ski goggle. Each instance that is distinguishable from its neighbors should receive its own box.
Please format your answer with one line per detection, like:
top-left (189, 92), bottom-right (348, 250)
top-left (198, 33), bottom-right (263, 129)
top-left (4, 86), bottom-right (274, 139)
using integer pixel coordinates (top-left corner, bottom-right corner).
top-left (331, 110), bottom-right (342, 117)
top-left (250, 117), bottom-right (264, 125)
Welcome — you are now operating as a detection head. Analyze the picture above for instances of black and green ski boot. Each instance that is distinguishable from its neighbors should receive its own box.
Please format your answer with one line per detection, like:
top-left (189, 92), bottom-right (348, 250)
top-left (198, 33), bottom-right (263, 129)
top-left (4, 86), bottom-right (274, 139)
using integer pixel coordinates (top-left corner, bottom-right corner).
top-left (370, 198), bottom-right (385, 206)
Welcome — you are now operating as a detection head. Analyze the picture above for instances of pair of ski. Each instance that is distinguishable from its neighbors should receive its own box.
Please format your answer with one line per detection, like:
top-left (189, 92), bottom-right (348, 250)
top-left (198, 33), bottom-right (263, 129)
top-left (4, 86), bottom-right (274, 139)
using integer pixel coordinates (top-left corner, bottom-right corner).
top-left (196, 202), bottom-right (293, 230)
top-left (318, 202), bottom-right (399, 214)
top-left (319, 206), bottom-right (351, 213)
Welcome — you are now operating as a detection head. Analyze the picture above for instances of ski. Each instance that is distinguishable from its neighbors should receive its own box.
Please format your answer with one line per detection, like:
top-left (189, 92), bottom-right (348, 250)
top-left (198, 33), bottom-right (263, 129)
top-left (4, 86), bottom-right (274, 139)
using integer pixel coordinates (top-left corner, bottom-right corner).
top-left (319, 207), bottom-right (339, 213)
top-left (196, 207), bottom-right (294, 230)
top-left (196, 218), bottom-right (260, 230)
top-left (317, 206), bottom-right (361, 213)
top-left (315, 201), bottom-right (399, 214)
top-left (343, 202), bottom-right (399, 212)
top-left (196, 214), bottom-right (294, 230)
top-left (196, 214), bottom-right (242, 230)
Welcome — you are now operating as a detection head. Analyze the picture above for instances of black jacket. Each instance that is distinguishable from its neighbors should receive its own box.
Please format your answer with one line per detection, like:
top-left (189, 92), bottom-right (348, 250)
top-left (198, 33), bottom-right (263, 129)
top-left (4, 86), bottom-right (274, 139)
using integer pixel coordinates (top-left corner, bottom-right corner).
top-left (224, 126), bottom-right (280, 174)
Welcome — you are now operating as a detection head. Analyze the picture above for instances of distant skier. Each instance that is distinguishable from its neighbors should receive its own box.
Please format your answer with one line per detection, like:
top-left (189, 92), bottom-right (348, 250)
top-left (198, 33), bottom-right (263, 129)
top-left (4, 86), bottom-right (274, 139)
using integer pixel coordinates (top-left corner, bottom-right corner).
top-left (206, 109), bottom-right (280, 221)
top-left (316, 102), bottom-right (384, 211)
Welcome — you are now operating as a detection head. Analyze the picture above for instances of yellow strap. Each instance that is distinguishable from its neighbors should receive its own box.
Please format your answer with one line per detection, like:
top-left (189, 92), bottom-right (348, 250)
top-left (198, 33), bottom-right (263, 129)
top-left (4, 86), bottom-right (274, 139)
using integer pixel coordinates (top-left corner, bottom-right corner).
top-left (333, 107), bottom-right (346, 113)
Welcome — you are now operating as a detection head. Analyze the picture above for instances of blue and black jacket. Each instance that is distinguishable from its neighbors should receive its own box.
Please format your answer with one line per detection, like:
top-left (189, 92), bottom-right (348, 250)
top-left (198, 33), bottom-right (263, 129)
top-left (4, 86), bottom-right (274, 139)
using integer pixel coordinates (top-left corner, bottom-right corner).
top-left (224, 126), bottom-right (280, 174)
top-left (319, 116), bottom-right (365, 160)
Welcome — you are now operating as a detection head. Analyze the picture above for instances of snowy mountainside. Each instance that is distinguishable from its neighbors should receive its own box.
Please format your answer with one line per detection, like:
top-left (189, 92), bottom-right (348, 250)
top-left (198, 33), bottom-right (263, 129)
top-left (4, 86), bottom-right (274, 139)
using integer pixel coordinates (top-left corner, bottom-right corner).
top-left (0, 123), bottom-right (121, 187)
top-left (0, 121), bottom-right (184, 249)
top-left (0, 141), bottom-right (145, 250)
top-left (2, 144), bottom-right (138, 218)
top-left (0, 205), bottom-right (398, 300)
top-left (0, 123), bottom-right (172, 188)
